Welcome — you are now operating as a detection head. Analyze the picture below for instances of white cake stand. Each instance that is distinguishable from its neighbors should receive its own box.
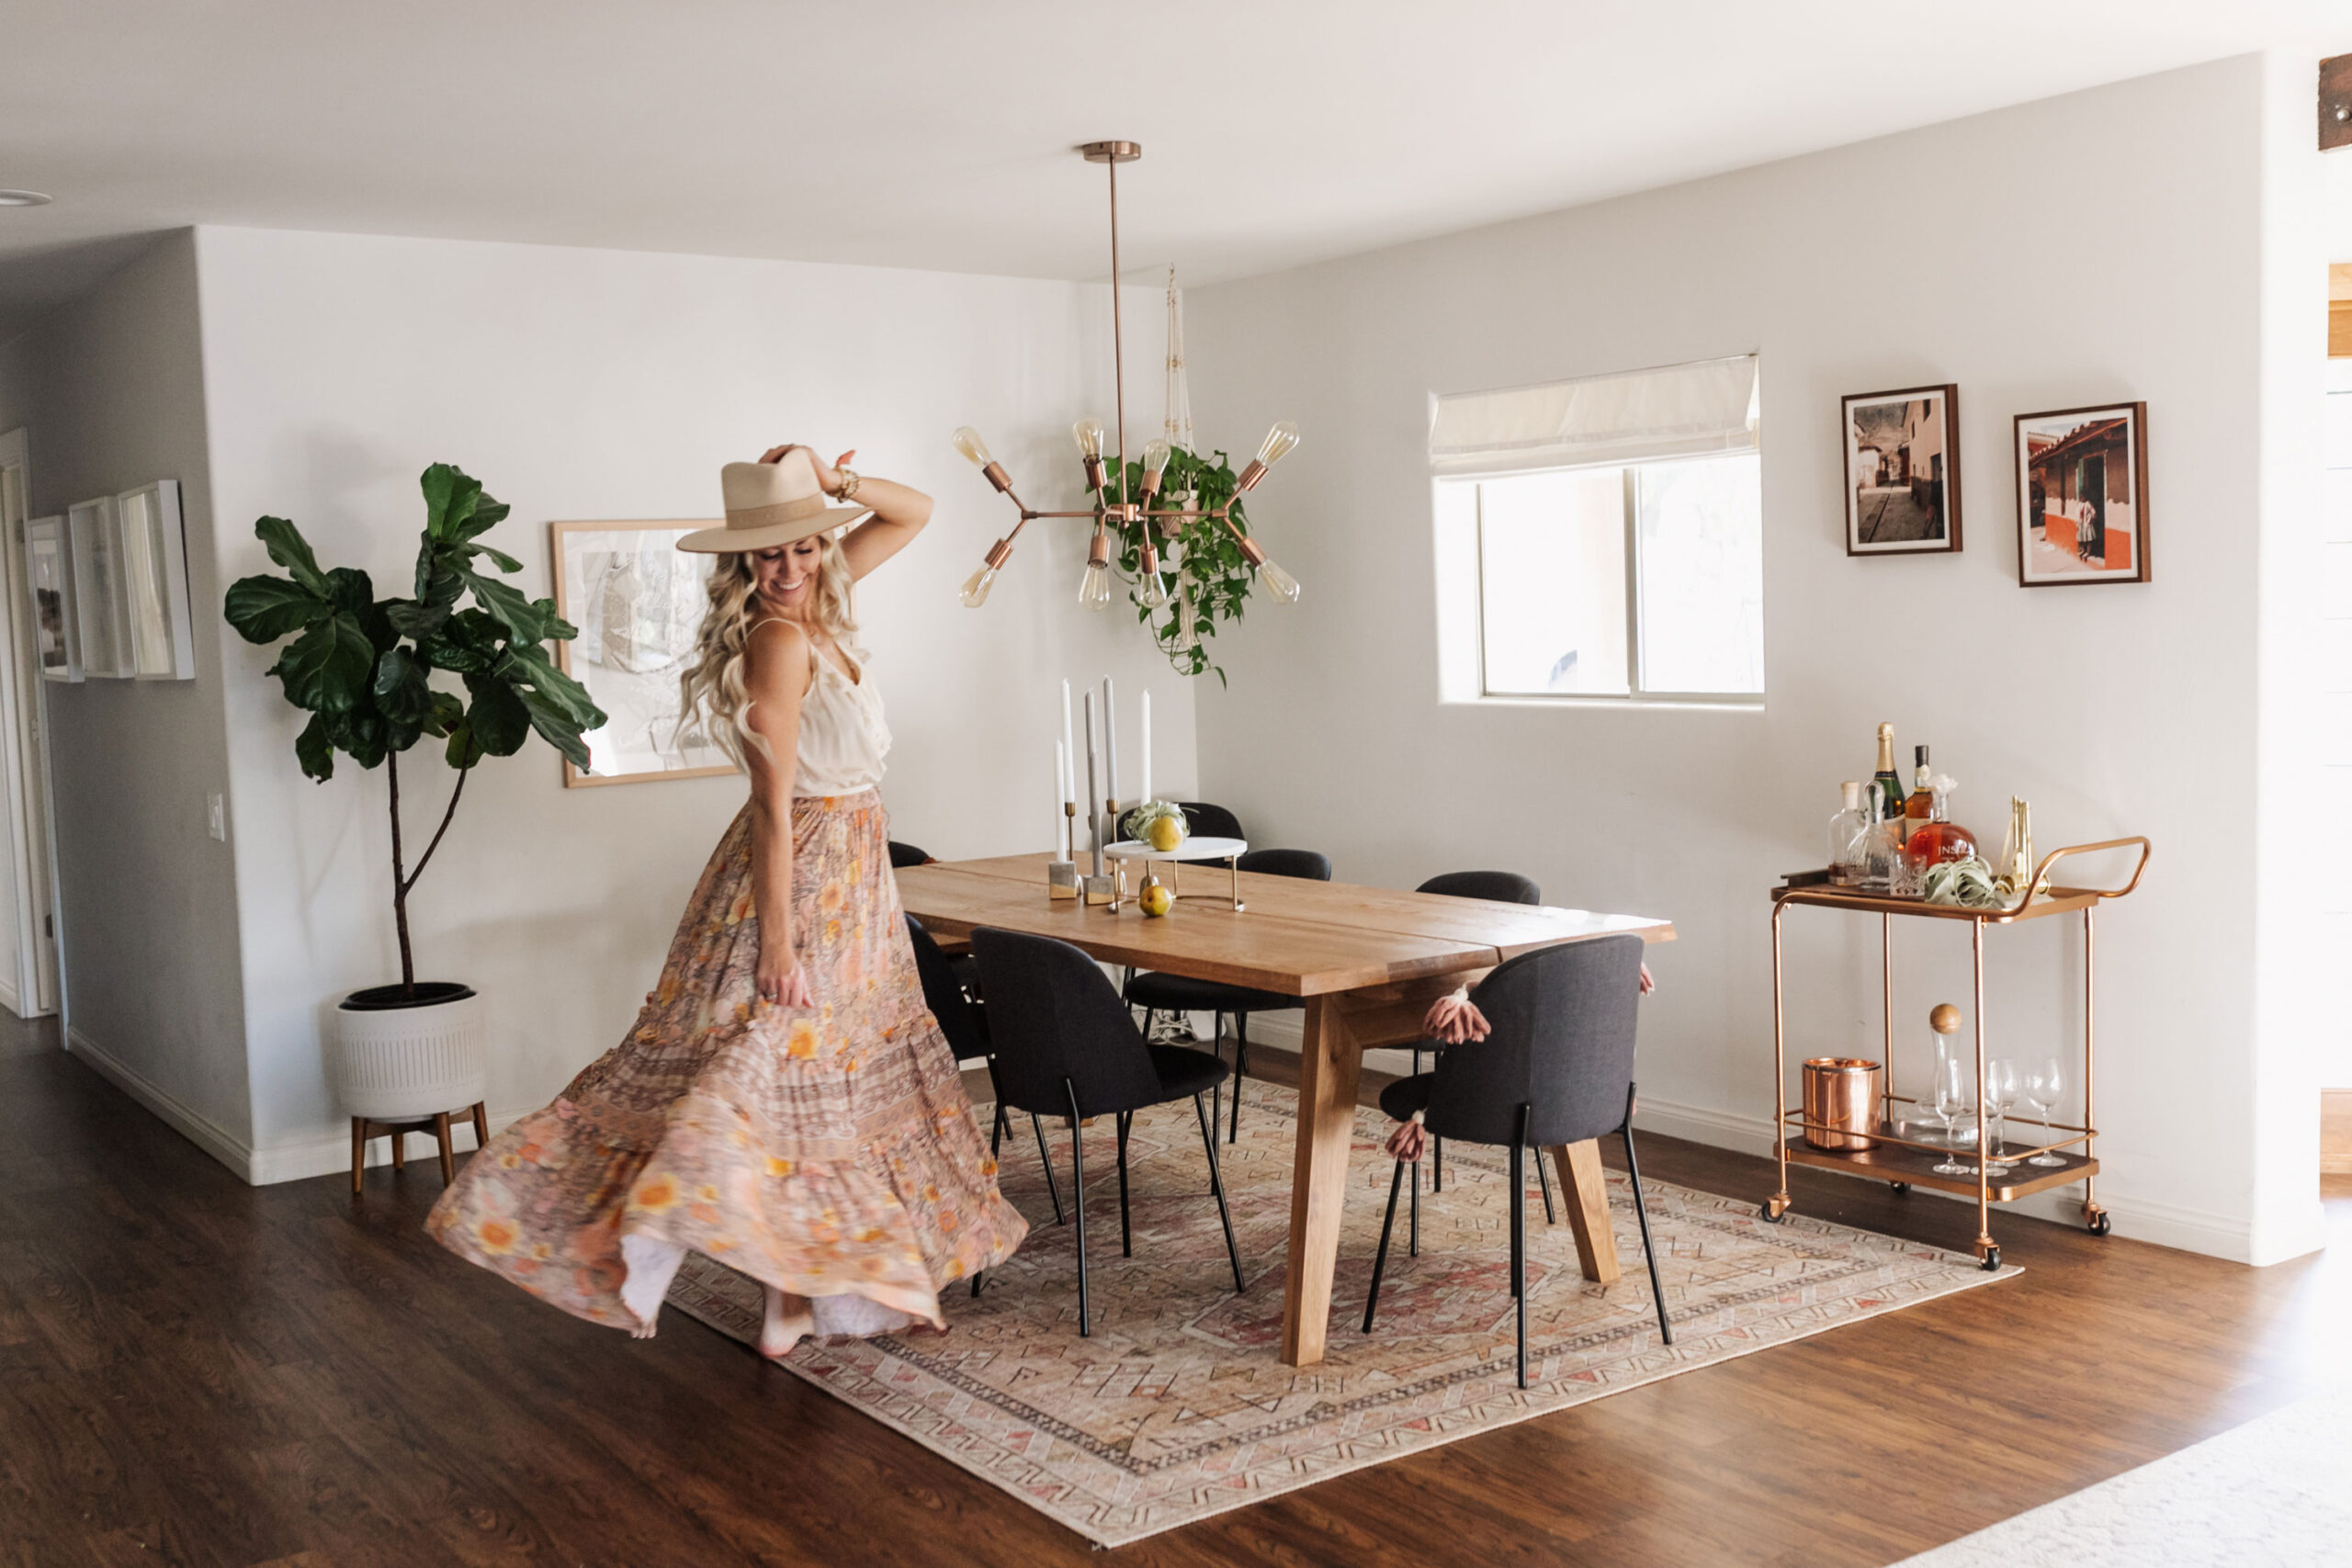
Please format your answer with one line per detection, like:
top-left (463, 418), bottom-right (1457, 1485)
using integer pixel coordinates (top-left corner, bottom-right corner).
top-left (1102, 836), bottom-right (1249, 910)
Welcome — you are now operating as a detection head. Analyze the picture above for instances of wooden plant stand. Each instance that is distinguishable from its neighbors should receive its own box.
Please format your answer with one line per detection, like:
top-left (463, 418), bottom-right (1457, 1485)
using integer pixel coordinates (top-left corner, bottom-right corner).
top-left (351, 1103), bottom-right (489, 1194)
top-left (1763, 837), bottom-right (2150, 1269)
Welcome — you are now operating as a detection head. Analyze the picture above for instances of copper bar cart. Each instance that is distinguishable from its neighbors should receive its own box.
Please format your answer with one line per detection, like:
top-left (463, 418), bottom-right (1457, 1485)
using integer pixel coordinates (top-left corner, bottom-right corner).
top-left (1763, 837), bottom-right (2151, 1269)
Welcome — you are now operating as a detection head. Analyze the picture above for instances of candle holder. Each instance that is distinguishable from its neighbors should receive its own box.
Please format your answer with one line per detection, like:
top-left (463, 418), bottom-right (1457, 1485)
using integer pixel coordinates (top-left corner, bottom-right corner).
top-left (1049, 801), bottom-right (1080, 899)
top-left (1082, 870), bottom-right (1119, 908)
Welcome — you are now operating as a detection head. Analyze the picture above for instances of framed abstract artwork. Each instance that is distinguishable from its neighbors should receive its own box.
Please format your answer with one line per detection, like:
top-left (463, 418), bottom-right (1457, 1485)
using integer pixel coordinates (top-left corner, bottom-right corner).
top-left (65, 494), bottom-right (133, 678)
top-left (548, 520), bottom-right (734, 787)
top-left (1842, 384), bottom-right (1962, 555)
top-left (24, 514), bottom-right (81, 683)
top-left (116, 479), bottom-right (196, 680)
top-left (2013, 403), bottom-right (2150, 586)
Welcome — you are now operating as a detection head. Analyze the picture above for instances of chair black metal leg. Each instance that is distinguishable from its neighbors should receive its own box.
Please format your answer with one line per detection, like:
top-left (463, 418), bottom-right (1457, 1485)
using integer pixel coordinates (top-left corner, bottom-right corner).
top-left (1116, 1111), bottom-right (1133, 1258)
top-left (1228, 1014), bottom-right (1247, 1144)
top-left (1065, 1080), bottom-right (1090, 1337)
top-left (1363, 1156), bottom-right (1407, 1333)
top-left (1623, 1113), bottom-right (1673, 1348)
top-left (1510, 1106), bottom-right (1530, 1388)
top-left (991, 1103), bottom-right (1006, 1157)
top-left (1432, 1134), bottom-right (1442, 1193)
top-left (1193, 1092), bottom-right (1246, 1292)
top-left (1408, 1156), bottom-right (1419, 1258)
top-left (1031, 1111), bottom-right (1066, 1225)
top-left (1536, 1143), bottom-right (1557, 1224)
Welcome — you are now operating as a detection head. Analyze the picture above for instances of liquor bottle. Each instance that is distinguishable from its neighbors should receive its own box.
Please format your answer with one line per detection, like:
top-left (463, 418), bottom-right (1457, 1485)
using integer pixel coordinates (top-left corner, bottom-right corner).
top-left (1904, 745), bottom-right (1935, 833)
top-left (1906, 775), bottom-right (1978, 865)
top-left (1861, 782), bottom-right (1905, 889)
top-left (1827, 782), bottom-right (1872, 885)
top-left (1871, 723), bottom-right (1906, 828)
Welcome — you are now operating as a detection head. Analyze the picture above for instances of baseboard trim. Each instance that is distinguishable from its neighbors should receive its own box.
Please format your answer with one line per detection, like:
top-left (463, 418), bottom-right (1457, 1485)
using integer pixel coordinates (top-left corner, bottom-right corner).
top-left (67, 1027), bottom-right (257, 1180)
top-left (66, 1025), bottom-right (514, 1188)
top-left (0, 974), bottom-right (19, 1018)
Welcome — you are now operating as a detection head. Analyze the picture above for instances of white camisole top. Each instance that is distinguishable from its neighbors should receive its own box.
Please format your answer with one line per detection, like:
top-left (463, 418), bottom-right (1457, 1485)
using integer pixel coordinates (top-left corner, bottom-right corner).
top-left (776, 628), bottom-right (891, 798)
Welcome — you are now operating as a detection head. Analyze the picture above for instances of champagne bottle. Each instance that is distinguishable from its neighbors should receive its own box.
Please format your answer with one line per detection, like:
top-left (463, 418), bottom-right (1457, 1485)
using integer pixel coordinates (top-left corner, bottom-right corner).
top-left (1871, 723), bottom-right (1906, 826)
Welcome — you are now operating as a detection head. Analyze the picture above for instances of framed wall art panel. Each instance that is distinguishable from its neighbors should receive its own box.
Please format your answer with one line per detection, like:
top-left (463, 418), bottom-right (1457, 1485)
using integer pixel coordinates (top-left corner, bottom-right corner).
top-left (2013, 403), bottom-right (2150, 586)
top-left (24, 514), bottom-right (80, 683)
top-left (549, 520), bottom-right (734, 787)
top-left (65, 495), bottom-right (133, 678)
top-left (116, 479), bottom-right (196, 680)
top-left (1842, 384), bottom-right (1962, 556)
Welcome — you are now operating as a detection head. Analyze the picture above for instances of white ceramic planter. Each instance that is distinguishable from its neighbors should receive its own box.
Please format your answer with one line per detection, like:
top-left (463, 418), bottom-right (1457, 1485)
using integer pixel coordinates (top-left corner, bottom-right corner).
top-left (334, 982), bottom-right (487, 1122)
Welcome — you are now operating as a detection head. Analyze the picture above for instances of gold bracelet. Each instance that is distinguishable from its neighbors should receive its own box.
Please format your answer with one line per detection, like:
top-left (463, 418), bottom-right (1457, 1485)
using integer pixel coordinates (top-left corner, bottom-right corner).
top-left (833, 467), bottom-right (861, 501)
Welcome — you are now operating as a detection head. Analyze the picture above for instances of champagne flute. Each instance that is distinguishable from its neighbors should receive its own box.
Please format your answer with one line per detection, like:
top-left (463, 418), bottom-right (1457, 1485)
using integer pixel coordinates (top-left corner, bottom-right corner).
top-left (2024, 1056), bottom-right (2068, 1167)
top-left (1984, 1058), bottom-right (2019, 1178)
top-left (1929, 1055), bottom-right (1975, 1178)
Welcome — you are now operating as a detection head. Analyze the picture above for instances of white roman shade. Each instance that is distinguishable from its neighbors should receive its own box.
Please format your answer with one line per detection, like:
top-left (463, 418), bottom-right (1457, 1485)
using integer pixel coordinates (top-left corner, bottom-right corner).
top-left (1429, 354), bottom-right (1759, 476)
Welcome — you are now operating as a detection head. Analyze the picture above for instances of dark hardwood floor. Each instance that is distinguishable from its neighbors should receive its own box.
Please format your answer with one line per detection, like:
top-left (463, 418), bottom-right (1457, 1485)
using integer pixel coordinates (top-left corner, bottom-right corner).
top-left (2, 1031), bottom-right (2344, 1567)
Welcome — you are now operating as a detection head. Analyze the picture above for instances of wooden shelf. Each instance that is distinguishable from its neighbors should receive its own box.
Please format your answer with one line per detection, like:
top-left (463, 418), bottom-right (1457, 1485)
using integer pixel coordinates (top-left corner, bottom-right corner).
top-left (1781, 1136), bottom-right (2098, 1203)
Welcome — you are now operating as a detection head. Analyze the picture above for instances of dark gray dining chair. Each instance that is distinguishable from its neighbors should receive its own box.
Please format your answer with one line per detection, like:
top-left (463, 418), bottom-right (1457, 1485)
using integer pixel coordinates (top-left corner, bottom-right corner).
top-left (906, 915), bottom-right (1063, 1221)
top-left (1361, 932), bottom-right (1670, 1388)
top-left (971, 927), bottom-right (1247, 1336)
top-left (888, 840), bottom-right (934, 869)
top-left (1174, 801), bottom-right (1245, 840)
top-left (1125, 846), bottom-right (1332, 1142)
top-left (1408, 871), bottom-right (1543, 1201)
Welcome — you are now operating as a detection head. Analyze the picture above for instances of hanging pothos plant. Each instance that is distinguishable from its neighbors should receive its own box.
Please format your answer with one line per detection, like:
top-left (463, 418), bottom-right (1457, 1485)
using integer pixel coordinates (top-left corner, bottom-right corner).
top-left (1089, 445), bottom-right (1262, 682)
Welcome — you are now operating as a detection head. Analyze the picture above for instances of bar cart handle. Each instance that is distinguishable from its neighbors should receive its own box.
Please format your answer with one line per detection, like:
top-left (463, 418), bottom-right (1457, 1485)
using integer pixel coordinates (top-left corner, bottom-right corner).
top-left (2025, 836), bottom-right (2152, 902)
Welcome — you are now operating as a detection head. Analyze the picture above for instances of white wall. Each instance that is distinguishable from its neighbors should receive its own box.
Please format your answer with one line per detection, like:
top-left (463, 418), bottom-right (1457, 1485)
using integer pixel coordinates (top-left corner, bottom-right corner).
top-left (191, 227), bottom-right (1196, 1179)
top-left (1186, 55), bottom-right (2329, 1262)
top-left (0, 231), bottom-right (253, 1147)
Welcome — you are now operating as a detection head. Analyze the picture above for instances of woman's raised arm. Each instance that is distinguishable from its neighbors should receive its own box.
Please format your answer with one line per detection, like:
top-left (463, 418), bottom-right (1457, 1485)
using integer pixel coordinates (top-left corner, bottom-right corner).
top-left (760, 445), bottom-right (933, 581)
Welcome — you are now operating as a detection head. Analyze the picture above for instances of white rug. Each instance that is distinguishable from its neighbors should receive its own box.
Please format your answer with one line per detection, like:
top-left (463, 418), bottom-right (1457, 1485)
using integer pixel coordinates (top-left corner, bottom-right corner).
top-left (1895, 1389), bottom-right (2352, 1567)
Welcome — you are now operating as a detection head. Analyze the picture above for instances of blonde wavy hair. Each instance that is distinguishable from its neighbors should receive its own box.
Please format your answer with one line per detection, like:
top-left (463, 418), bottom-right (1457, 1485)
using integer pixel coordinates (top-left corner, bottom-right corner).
top-left (676, 533), bottom-right (859, 769)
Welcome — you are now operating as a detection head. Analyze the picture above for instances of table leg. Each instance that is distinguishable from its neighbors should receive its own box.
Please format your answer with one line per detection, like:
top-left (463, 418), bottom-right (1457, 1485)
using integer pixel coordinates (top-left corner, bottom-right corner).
top-left (1279, 994), bottom-right (1363, 1367)
top-left (1550, 1141), bottom-right (1622, 1284)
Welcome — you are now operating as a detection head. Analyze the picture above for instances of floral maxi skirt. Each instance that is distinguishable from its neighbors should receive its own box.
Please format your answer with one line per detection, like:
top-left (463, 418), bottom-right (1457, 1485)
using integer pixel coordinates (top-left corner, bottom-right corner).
top-left (425, 791), bottom-right (1026, 1333)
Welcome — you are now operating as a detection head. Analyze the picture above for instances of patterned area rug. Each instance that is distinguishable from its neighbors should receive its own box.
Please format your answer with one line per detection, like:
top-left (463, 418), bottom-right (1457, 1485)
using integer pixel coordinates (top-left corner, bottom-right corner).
top-left (666, 1080), bottom-right (2015, 1547)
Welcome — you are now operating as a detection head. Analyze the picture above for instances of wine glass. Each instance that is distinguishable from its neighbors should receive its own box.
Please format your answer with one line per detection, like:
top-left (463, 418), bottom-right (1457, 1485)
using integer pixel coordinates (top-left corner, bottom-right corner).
top-left (1984, 1058), bottom-right (2019, 1178)
top-left (1928, 1055), bottom-right (1975, 1178)
top-left (2023, 1056), bottom-right (2068, 1167)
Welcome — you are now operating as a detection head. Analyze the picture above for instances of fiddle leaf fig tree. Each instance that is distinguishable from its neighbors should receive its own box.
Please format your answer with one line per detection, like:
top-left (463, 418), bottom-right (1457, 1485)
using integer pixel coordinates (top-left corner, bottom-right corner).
top-left (223, 464), bottom-right (607, 995)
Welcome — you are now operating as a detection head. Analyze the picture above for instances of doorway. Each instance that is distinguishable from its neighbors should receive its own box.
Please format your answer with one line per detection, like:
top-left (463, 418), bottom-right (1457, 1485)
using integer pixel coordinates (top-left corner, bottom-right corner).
top-left (0, 428), bottom-right (61, 1017)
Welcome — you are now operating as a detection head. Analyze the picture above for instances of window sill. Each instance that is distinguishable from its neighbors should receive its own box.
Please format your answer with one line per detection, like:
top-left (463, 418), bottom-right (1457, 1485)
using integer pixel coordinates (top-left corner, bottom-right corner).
top-left (1447, 693), bottom-right (1766, 713)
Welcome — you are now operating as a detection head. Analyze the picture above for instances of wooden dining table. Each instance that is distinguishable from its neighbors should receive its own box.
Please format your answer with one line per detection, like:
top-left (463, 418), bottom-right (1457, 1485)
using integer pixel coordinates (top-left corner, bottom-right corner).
top-left (897, 852), bottom-right (1676, 1368)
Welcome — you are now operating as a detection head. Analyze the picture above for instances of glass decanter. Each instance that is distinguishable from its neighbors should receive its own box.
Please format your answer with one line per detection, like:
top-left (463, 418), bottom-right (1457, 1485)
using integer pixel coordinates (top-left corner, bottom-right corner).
top-left (1905, 774), bottom-right (1978, 867)
top-left (1827, 781), bottom-right (1872, 885)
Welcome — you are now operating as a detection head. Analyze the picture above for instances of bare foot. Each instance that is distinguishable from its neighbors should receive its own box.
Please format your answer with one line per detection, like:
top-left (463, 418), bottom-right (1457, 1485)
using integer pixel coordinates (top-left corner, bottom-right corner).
top-left (760, 1285), bottom-right (814, 1359)
top-left (629, 1313), bottom-right (659, 1340)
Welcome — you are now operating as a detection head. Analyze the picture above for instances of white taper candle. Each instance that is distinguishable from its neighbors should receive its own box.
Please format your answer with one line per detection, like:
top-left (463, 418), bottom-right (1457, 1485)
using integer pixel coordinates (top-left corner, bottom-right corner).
top-left (1102, 675), bottom-right (1119, 810)
top-left (1140, 690), bottom-right (1152, 806)
top-left (1060, 679), bottom-right (1075, 800)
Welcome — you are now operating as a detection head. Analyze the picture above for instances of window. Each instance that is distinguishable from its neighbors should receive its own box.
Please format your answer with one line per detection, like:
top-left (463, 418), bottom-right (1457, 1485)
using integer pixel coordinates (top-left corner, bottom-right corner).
top-left (1431, 356), bottom-right (1764, 704)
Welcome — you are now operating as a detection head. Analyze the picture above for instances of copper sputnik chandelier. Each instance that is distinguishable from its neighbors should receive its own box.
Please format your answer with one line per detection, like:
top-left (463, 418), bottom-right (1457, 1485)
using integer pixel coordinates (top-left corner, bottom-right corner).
top-left (952, 141), bottom-right (1301, 613)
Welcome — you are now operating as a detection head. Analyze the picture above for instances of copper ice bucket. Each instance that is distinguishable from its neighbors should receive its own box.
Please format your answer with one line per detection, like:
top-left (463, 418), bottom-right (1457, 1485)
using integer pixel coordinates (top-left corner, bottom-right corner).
top-left (1802, 1057), bottom-right (1882, 1151)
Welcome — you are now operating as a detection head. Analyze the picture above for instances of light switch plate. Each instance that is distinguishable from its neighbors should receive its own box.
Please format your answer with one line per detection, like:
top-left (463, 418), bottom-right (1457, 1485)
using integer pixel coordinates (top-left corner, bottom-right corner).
top-left (207, 793), bottom-right (225, 841)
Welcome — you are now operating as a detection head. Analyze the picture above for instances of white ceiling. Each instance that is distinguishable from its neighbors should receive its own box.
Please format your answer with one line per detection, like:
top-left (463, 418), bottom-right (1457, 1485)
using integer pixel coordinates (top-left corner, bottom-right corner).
top-left (0, 0), bottom-right (2343, 340)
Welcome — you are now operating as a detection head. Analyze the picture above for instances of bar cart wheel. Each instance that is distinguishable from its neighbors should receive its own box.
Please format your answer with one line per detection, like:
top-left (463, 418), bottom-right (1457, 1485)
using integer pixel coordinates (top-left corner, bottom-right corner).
top-left (1760, 1194), bottom-right (1791, 1223)
top-left (1978, 1245), bottom-right (2001, 1271)
top-left (1889, 1182), bottom-right (1911, 1196)
top-left (2086, 1205), bottom-right (2111, 1236)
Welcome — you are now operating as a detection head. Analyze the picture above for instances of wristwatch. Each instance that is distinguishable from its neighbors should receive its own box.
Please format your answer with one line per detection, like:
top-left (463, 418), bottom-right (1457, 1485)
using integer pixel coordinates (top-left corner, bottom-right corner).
top-left (832, 467), bottom-right (861, 502)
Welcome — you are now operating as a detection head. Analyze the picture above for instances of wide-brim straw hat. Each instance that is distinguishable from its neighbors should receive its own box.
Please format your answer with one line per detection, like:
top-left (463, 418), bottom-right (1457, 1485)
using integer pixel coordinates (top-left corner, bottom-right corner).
top-left (678, 447), bottom-right (870, 552)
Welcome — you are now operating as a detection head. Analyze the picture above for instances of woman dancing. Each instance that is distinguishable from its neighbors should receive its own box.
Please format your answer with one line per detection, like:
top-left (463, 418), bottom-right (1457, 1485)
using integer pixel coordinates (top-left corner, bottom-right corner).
top-left (429, 445), bottom-right (1025, 1356)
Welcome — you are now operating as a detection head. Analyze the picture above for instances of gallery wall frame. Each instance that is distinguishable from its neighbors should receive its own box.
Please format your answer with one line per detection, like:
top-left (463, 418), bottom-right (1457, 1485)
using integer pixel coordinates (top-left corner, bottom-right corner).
top-left (116, 479), bottom-right (196, 680)
top-left (2012, 402), bottom-right (2151, 587)
top-left (548, 519), bottom-right (735, 787)
top-left (23, 515), bottom-right (80, 683)
top-left (1841, 384), bottom-right (1962, 556)
top-left (64, 495), bottom-right (133, 678)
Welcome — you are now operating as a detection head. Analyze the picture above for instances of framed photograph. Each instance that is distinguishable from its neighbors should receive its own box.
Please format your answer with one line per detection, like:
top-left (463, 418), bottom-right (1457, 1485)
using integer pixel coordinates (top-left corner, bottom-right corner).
top-left (1843, 384), bottom-right (1962, 555)
top-left (24, 515), bottom-right (81, 683)
top-left (549, 520), bottom-right (734, 787)
top-left (116, 479), bottom-right (196, 681)
top-left (2014, 403), bottom-right (2150, 586)
top-left (65, 495), bottom-right (134, 678)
